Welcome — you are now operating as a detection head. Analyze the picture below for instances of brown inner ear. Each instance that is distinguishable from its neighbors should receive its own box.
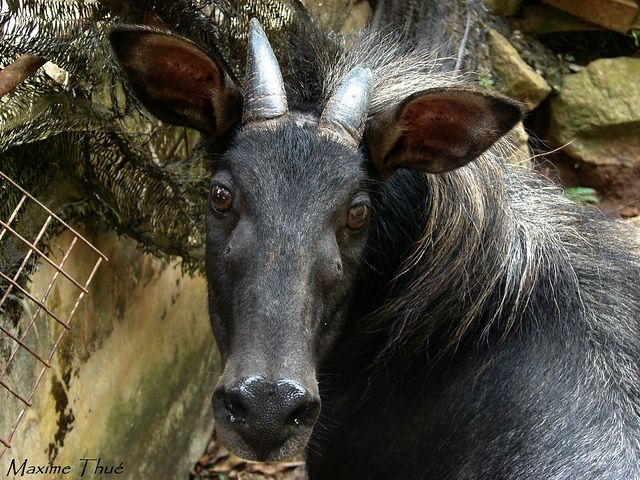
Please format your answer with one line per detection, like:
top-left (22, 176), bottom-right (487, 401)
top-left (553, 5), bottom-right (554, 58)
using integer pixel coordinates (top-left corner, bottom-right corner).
top-left (111, 29), bottom-right (241, 134)
top-left (392, 90), bottom-right (517, 173)
top-left (366, 88), bottom-right (523, 178)
top-left (136, 35), bottom-right (223, 104)
top-left (400, 95), bottom-right (480, 159)
top-left (126, 34), bottom-right (220, 132)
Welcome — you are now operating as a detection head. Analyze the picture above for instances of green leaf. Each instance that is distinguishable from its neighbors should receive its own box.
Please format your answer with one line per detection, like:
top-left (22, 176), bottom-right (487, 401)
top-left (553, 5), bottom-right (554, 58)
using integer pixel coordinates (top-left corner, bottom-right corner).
top-left (564, 187), bottom-right (600, 204)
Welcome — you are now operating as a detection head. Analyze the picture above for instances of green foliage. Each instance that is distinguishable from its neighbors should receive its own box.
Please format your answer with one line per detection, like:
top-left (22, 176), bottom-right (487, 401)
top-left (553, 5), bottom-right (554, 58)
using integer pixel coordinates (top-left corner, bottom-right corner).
top-left (0, 0), bottom-right (314, 280)
top-left (478, 72), bottom-right (495, 89)
top-left (564, 187), bottom-right (600, 205)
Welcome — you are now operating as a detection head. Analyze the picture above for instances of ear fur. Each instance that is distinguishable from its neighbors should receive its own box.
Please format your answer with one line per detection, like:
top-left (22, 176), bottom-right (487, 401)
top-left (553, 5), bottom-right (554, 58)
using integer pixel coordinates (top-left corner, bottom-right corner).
top-left (110, 25), bottom-right (242, 136)
top-left (365, 88), bottom-right (524, 179)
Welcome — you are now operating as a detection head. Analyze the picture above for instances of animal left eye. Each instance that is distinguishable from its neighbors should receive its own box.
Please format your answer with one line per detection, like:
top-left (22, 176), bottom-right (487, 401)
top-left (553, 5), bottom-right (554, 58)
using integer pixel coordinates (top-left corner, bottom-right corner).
top-left (210, 184), bottom-right (234, 213)
top-left (346, 203), bottom-right (369, 231)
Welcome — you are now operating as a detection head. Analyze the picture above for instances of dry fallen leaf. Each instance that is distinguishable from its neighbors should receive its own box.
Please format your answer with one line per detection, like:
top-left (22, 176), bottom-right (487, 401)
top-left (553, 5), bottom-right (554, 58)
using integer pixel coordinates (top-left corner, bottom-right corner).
top-left (191, 440), bottom-right (306, 480)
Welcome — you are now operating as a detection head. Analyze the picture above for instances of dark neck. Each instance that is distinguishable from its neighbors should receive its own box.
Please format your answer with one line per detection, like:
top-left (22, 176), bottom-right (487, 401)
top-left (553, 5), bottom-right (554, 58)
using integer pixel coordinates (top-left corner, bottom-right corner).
top-left (330, 163), bottom-right (578, 378)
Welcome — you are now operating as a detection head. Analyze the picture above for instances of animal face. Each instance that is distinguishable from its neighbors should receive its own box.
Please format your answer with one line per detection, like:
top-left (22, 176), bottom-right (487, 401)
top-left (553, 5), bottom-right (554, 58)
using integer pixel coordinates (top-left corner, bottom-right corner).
top-left (204, 121), bottom-right (371, 460)
top-left (110, 19), bottom-right (522, 462)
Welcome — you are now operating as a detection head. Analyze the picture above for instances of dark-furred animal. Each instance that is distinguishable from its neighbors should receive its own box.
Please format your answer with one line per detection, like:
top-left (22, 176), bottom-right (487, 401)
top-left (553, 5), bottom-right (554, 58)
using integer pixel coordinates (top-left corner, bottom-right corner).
top-left (110, 9), bottom-right (640, 479)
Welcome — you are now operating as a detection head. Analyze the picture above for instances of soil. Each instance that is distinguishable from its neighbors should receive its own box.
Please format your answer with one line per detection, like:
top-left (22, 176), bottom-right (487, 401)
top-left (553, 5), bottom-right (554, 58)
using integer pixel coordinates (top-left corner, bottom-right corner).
top-left (534, 152), bottom-right (640, 218)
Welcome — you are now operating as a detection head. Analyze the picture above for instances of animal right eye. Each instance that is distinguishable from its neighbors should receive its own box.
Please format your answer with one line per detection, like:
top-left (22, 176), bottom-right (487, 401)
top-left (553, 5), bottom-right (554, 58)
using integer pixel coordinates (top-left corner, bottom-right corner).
top-left (210, 184), bottom-right (234, 213)
top-left (346, 203), bottom-right (369, 231)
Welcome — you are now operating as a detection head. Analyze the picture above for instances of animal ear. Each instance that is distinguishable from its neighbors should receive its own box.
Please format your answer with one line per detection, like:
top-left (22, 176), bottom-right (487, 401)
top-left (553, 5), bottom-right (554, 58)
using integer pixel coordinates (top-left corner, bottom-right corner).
top-left (110, 26), bottom-right (242, 136)
top-left (365, 88), bottom-right (524, 179)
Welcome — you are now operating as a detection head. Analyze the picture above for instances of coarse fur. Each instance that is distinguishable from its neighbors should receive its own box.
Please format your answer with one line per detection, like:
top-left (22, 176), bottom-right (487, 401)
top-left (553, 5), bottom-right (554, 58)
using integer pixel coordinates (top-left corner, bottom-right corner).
top-left (309, 167), bottom-right (640, 479)
top-left (111, 11), bottom-right (640, 480)
top-left (297, 26), bottom-right (640, 480)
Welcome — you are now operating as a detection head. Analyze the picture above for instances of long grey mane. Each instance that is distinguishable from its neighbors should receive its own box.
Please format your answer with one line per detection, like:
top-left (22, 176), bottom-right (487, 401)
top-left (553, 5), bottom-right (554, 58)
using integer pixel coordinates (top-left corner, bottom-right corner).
top-left (280, 16), bottom-right (640, 371)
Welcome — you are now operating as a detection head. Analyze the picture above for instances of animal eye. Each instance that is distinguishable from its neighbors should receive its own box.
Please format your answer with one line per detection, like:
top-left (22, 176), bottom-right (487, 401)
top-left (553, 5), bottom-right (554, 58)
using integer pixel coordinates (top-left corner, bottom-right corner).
top-left (346, 203), bottom-right (369, 231)
top-left (210, 184), bottom-right (233, 213)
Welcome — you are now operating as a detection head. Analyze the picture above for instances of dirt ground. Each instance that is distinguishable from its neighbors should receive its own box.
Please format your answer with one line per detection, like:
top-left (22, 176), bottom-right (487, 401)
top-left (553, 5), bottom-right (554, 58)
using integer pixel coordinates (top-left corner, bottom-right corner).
top-left (190, 441), bottom-right (307, 480)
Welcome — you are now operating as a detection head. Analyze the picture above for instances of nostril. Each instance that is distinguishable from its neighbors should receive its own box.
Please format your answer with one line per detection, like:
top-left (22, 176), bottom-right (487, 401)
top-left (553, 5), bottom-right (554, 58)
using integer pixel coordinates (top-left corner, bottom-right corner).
top-left (214, 389), bottom-right (248, 423)
top-left (285, 400), bottom-right (320, 429)
top-left (224, 397), bottom-right (247, 420)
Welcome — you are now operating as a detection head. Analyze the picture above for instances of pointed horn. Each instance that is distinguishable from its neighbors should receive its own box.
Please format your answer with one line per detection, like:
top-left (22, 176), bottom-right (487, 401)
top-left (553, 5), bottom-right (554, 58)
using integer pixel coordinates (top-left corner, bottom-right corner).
top-left (243, 18), bottom-right (288, 123)
top-left (319, 66), bottom-right (373, 147)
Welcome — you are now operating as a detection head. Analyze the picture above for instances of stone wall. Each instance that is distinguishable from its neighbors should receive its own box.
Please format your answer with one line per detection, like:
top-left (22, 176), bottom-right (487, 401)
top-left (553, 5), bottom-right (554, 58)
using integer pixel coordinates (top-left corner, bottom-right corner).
top-left (1, 228), bottom-right (220, 479)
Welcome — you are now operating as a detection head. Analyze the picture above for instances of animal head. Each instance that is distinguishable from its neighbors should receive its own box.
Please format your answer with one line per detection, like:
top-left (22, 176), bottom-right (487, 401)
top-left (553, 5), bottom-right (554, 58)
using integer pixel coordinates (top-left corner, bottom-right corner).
top-left (110, 19), bottom-right (522, 462)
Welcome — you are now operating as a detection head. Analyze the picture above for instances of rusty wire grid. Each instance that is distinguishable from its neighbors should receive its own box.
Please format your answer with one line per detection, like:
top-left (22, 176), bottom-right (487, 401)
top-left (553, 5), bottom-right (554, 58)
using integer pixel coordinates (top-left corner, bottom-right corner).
top-left (0, 169), bottom-right (107, 460)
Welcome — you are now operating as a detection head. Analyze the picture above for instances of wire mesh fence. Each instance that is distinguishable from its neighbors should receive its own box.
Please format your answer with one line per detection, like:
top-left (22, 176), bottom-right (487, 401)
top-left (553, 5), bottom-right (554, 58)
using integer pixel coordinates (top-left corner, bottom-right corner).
top-left (0, 169), bottom-right (107, 460)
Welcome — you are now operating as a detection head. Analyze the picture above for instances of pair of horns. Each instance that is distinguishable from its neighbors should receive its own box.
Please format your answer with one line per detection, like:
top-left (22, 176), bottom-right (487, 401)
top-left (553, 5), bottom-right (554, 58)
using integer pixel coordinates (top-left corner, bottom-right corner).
top-left (243, 18), bottom-right (372, 147)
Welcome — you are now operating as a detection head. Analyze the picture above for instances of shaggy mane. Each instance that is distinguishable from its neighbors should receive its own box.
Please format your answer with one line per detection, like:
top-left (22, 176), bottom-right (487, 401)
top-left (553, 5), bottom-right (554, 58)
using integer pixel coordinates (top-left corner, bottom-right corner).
top-left (281, 20), bottom-right (640, 364)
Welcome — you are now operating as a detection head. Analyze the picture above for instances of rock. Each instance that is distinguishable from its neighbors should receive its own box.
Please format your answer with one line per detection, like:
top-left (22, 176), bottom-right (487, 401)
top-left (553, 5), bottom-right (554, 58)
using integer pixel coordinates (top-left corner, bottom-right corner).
top-left (520, 4), bottom-right (603, 35)
top-left (303, 0), bottom-right (357, 32)
top-left (506, 122), bottom-right (533, 171)
top-left (0, 228), bottom-right (220, 479)
top-left (43, 62), bottom-right (69, 86)
top-left (340, 1), bottom-right (372, 34)
top-left (487, 29), bottom-right (552, 110)
top-left (541, 0), bottom-right (640, 33)
top-left (506, 30), bottom-right (568, 91)
top-left (484, 0), bottom-right (523, 16)
top-left (548, 57), bottom-right (640, 168)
